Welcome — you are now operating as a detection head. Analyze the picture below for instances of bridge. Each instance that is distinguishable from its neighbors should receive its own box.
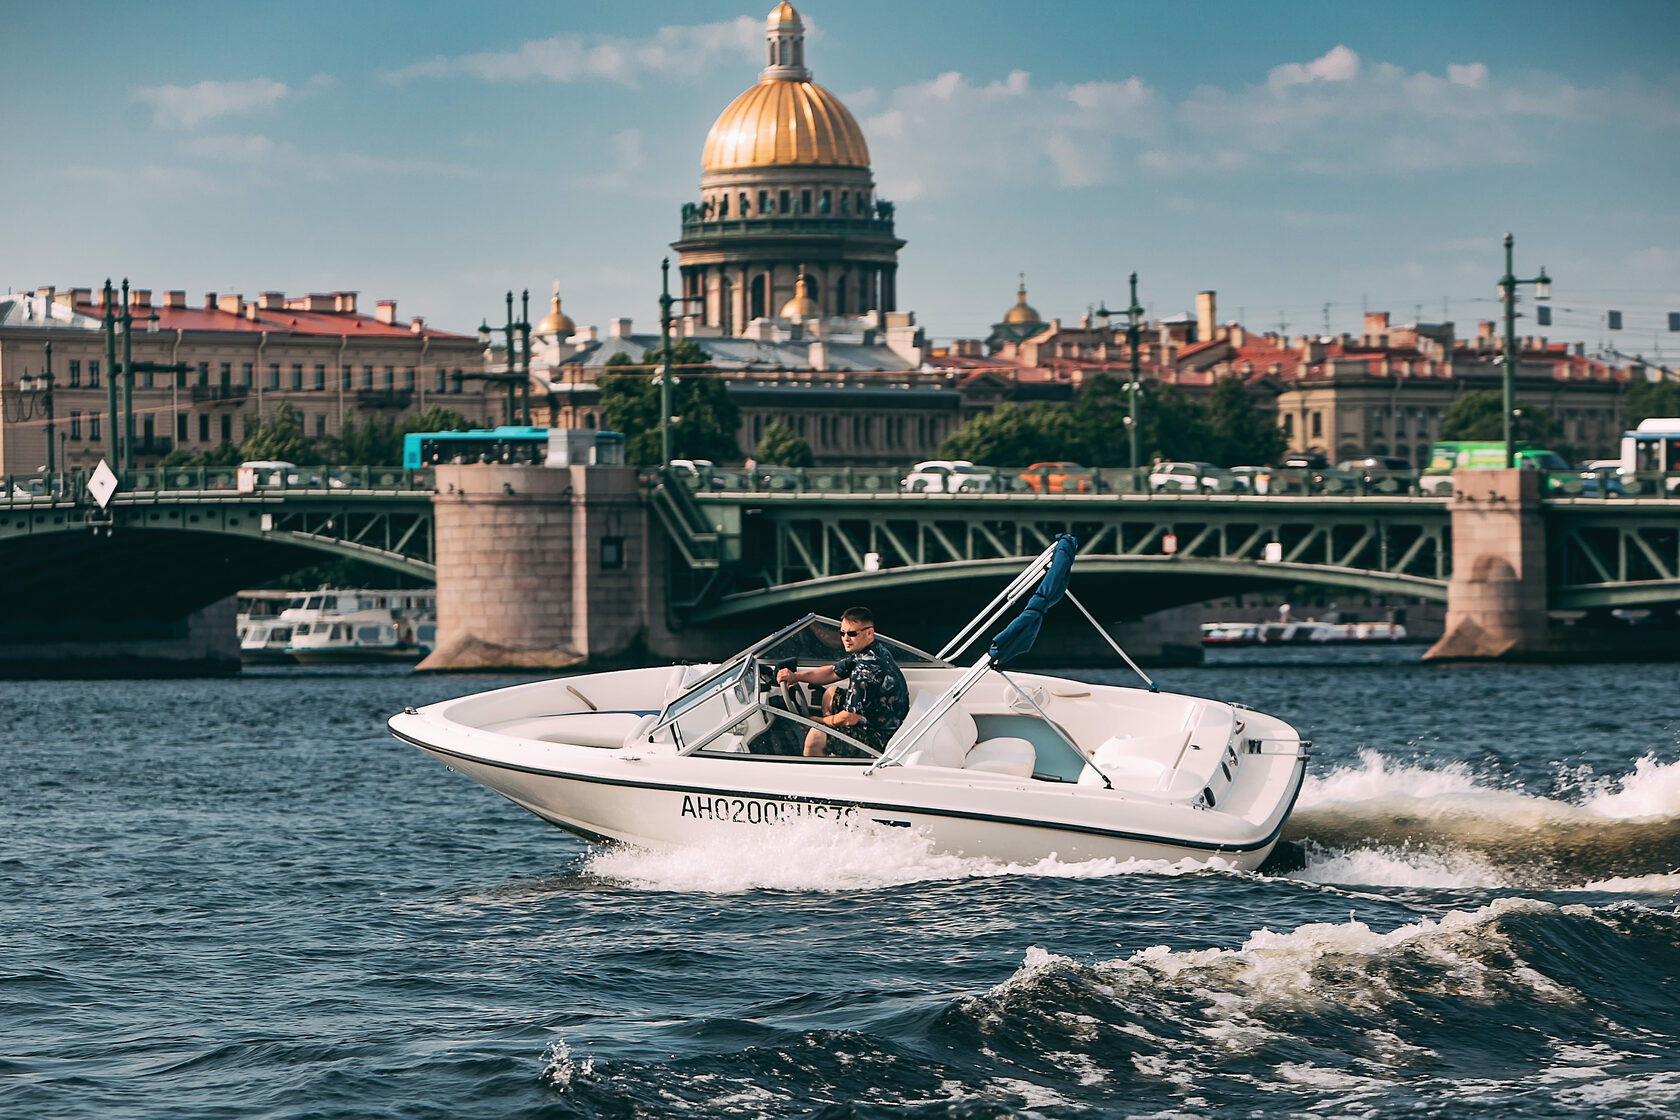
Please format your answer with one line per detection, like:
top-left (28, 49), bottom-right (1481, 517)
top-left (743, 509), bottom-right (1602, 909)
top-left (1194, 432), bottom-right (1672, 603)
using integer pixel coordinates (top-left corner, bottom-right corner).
top-left (1, 461), bottom-right (1676, 671)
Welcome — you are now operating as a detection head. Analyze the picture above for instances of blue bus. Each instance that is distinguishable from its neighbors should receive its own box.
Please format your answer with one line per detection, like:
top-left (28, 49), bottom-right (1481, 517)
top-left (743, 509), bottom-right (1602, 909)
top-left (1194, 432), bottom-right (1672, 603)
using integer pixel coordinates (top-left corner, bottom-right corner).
top-left (402, 426), bottom-right (551, 469)
top-left (402, 427), bottom-right (627, 469)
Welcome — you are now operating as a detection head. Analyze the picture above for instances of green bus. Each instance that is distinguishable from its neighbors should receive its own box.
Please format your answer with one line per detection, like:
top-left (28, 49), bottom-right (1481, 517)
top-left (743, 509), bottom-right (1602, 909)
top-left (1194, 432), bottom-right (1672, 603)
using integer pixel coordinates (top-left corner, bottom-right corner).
top-left (1420, 442), bottom-right (1571, 495)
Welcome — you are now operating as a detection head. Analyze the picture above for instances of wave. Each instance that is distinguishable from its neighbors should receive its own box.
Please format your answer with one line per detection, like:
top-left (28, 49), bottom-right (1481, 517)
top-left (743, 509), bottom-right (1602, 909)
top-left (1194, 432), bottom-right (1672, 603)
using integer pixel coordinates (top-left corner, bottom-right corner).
top-left (1285, 750), bottom-right (1680, 889)
top-left (537, 900), bottom-right (1680, 1118)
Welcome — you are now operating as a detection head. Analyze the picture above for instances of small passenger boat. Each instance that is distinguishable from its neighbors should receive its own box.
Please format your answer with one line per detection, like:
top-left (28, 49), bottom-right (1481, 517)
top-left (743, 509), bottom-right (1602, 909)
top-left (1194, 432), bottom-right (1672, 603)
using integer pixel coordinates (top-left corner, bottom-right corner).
top-left (288, 590), bottom-right (435, 664)
top-left (389, 537), bottom-right (1310, 868)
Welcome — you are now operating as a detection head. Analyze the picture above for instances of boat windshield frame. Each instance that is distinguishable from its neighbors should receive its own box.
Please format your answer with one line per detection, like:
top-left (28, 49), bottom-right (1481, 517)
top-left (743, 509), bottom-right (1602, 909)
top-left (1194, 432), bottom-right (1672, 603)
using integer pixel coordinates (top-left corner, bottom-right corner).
top-left (650, 614), bottom-right (946, 743)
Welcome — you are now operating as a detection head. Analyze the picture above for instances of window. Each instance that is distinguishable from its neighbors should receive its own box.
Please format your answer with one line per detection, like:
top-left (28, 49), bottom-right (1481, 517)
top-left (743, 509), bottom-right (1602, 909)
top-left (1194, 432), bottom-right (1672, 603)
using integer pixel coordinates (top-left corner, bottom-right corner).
top-left (341, 365), bottom-right (352, 390)
top-left (315, 414), bottom-right (326, 438)
top-left (739, 191), bottom-right (748, 216)
top-left (1311, 412), bottom-right (1323, 439)
top-left (841, 191), bottom-right (850, 214)
top-left (362, 365), bottom-right (374, 389)
top-left (779, 189), bottom-right (791, 215)
top-left (89, 360), bottom-right (100, 387)
top-left (143, 415), bottom-right (155, 442)
top-left (718, 193), bottom-right (729, 217)
top-left (600, 536), bottom-right (624, 570)
top-left (434, 368), bottom-right (446, 392)
top-left (197, 362), bottom-right (209, 386)
top-left (404, 367), bottom-right (415, 389)
top-left (242, 363), bottom-right (253, 387)
top-left (291, 363), bottom-right (303, 390)
top-left (177, 413), bottom-right (187, 441)
top-left (758, 189), bottom-right (769, 215)
top-left (820, 190), bottom-right (831, 214)
top-left (220, 362), bottom-right (232, 388)
top-left (199, 413), bottom-right (210, 442)
top-left (383, 366), bottom-right (394, 389)
top-left (1283, 414), bottom-right (1294, 438)
top-left (801, 189), bottom-right (811, 214)
top-left (313, 364), bottom-right (325, 390)
top-left (70, 411), bottom-right (82, 439)
top-left (220, 414), bottom-right (232, 442)
top-left (68, 360), bottom-right (81, 387)
top-left (451, 369), bottom-right (463, 394)
top-left (90, 415), bottom-right (100, 440)
top-left (268, 364), bottom-right (280, 390)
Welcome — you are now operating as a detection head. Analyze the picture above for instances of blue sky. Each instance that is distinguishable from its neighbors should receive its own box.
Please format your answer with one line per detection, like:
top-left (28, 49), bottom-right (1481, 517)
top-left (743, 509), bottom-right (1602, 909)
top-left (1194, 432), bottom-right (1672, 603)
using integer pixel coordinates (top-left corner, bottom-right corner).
top-left (4, 1), bottom-right (1677, 363)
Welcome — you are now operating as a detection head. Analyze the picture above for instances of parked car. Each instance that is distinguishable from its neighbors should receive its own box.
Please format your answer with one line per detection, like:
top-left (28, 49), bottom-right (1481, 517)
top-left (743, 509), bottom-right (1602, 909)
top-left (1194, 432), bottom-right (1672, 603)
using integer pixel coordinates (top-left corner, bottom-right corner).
top-left (1257, 453), bottom-right (1332, 494)
top-left (1227, 466), bottom-right (1265, 493)
top-left (1018, 462), bottom-right (1096, 493)
top-left (239, 460), bottom-right (323, 488)
top-left (1148, 461), bottom-right (1223, 493)
top-left (1335, 456), bottom-right (1414, 493)
top-left (1575, 458), bottom-right (1625, 498)
top-left (902, 460), bottom-right (996, 493)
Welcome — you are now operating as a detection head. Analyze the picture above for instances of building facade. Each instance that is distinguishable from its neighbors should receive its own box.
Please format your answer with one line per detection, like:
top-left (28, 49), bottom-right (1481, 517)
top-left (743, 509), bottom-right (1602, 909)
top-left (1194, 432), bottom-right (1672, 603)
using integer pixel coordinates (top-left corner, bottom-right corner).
top-left (0, 286), bottom-right (493, 475)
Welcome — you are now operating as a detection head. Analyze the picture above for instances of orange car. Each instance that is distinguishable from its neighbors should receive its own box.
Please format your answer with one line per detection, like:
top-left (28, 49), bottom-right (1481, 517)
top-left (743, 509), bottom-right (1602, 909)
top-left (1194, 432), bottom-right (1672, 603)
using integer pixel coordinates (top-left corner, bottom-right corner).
top-left (1019, 461), bottom-right (1095, 493)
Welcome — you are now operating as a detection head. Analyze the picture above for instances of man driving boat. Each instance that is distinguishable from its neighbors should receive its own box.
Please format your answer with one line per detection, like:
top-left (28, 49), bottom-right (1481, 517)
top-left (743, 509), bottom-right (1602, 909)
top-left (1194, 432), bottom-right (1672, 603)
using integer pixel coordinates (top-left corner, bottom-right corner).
top-left (775, 607), bottom-right (909, 757)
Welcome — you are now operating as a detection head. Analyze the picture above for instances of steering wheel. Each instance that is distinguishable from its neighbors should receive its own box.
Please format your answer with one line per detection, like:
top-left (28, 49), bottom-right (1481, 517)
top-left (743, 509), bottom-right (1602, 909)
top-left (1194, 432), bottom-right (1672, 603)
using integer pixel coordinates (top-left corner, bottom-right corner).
top-left (774, 658), bottom-right (810, 718)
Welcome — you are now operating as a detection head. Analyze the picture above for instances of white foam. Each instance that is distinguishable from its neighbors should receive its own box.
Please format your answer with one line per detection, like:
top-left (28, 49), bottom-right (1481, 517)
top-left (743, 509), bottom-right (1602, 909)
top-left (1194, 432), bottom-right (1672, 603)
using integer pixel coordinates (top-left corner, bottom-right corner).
top-left (582, 815), bottom-right (1237, 894)
top-left (1573, 871), bottom-right (1680, 894)
top-left (1293, 843), bottom-right (1510, 889)
top-left (539, 1038), bottom-right (592, 1090)
top-left (1580, 753), bottom-right (1680, 819)
top-left (1302, 747), bottom-right (1680, 825)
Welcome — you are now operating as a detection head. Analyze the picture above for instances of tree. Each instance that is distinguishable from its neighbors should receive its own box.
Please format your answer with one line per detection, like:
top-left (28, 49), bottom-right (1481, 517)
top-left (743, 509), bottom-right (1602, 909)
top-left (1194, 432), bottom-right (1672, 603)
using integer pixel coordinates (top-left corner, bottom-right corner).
top-left (598, 341), bottom-right (741, 466)
top-left (1624, 379), bottom-right (1680, 427)
top-left (1134, 382), bottom-right (1214, 464)
top-left (1206, 374), bottom-right (1286, 466)
top-left (755, 421), bottom-right (813, 467)
top-left (938, 402), bottom-right (1083, 465)
top-left (240, 402), bottom-right (315, 463)
top-left (1440, 389), bottom-right (1563, 449)
top-left (160, 441), bottom-right (243, 468)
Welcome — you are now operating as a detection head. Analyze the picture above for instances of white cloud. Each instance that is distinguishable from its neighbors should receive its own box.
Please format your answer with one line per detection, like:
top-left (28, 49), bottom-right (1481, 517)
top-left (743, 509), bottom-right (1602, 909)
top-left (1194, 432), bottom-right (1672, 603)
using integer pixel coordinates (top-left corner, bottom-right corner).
top-left (135, 78), bottom-right (290, 128)
top-left (856, 44), bottom-right (1680, 200)
top-left (381, 17), bottom-right (761, 87)
top-left (1268, 44), bottom-right (1361, 89)
top-left (177, 132), bottom-right (479, 183)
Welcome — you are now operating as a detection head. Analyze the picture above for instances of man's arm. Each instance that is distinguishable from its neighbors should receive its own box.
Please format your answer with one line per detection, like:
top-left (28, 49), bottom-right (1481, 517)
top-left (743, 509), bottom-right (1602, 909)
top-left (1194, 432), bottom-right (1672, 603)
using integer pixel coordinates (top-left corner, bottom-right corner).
top-left (777, 665), bottom-right (840, 687)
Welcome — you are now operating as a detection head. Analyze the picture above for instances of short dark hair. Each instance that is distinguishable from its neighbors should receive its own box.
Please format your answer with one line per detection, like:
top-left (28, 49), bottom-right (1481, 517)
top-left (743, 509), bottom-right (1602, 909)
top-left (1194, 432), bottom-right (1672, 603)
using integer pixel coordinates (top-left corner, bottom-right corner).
top-left (840, 606), bottom-right (873, 627)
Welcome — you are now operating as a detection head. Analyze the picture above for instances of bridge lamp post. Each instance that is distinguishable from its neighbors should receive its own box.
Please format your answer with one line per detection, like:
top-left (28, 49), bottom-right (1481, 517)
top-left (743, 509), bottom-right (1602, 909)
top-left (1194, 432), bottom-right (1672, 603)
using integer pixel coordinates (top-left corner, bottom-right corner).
top-left (1498, 234), bottom-right (1551, 469)
top-left (658, 257), bottom-right (675, 466)
top-left (1097, 271), bottom-right (1146, 473)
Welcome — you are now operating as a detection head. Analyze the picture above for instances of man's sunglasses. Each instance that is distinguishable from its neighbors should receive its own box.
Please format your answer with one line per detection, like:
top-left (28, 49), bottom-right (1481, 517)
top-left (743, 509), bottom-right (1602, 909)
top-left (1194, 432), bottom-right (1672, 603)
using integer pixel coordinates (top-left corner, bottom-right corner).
top-left (839, 627), bottom-right (873, 638)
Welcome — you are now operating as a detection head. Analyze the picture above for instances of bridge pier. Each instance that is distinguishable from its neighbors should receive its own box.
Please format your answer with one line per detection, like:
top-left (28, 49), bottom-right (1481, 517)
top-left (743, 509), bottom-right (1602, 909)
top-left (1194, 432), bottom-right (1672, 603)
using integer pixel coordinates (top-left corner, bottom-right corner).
top-left (0, 597), bottom-right (239, 679)
top-left (419, 465), bottom-right (668, 672)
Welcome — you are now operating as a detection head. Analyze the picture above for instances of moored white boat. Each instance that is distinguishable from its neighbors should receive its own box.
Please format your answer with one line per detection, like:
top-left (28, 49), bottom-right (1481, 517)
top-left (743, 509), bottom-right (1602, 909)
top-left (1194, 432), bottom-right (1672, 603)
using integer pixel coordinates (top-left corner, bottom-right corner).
top-left (390, 538), bottom-right (1310, 868)
top-left (285, 590), bottom-right (436, 664)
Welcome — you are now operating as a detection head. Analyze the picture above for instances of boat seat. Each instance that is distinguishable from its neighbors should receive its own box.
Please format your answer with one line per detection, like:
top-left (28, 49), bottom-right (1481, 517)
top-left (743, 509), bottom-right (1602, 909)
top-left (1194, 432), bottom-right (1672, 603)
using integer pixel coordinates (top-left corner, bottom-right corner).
top-left (965, 736), bottom-right (1036, 776)
top-left (1077, 730), bottom-right (1192, 791)
top-left (494, 712), bottom-right (651, 748)
top-left (662, 663), bottom-right (716, 703)
top-left (890, 690), bottom-right (1037, 775)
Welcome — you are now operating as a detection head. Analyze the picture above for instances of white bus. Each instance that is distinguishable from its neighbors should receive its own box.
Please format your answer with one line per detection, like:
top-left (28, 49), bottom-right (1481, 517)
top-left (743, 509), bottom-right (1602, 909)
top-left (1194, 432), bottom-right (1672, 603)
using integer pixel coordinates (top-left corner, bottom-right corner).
top-left (1619, 417), bottom-right (1680, 494)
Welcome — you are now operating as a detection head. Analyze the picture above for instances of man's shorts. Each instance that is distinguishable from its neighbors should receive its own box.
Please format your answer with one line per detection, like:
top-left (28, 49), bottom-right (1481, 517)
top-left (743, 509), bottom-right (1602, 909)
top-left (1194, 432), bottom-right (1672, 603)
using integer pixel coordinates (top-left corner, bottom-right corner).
top-left (834, 722), bottom-right (889, 758)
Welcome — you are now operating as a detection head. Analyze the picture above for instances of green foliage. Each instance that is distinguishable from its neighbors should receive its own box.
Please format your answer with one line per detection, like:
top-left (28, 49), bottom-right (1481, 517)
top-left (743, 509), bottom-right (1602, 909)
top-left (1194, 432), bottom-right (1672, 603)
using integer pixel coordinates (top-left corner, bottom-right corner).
top-left (1624, 379), bottom-right (1680, 427)
top-left (240, 402), bottom-right (315, 464)
top-left (159, 440), bottom-right (244, 468)
top-left (1440, 389), bottom-right (1564, 449)
top-left (322, 417), bottom-right (400, 466)
top-left (597, 342), bottom-right (741, 466)
top-left (937, 402), bottom-right (1084, 464)
top-left (754, 421), bottom-right (813, 467)
top-left (1205, 374), bottom-right (1286, 467)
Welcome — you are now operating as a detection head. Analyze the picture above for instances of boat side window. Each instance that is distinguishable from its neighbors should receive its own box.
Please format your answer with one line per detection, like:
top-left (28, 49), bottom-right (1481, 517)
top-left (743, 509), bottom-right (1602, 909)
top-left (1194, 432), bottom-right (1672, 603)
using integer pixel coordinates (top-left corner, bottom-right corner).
top-left (357, 625), bottom-right (384, 642)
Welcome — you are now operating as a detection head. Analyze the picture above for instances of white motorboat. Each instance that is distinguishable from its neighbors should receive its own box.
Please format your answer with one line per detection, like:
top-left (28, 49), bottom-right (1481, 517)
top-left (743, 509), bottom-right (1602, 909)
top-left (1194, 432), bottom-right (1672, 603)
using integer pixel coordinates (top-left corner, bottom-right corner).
top-left (389, 538), bottom-right (1310, 869)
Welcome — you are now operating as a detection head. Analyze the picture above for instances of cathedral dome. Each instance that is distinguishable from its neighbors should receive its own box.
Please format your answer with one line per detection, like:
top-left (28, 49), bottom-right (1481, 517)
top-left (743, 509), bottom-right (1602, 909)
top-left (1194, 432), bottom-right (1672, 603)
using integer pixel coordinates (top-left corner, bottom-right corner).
top-left (700, 3), bottom-right (869, 172)
top-left (1003, 277), bottom-right (1041, 324)
top-left (537, 283), bottom-right (574, 336)
top-left (701, 81), bottom-right (869, 172)
top-left (779, 272), bottom-right (820, 318)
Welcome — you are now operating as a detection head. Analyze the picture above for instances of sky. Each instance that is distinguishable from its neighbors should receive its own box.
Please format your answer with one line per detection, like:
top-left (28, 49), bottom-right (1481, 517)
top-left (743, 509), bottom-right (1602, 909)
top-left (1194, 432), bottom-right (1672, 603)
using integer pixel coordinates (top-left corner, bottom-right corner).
top-left (4, 0), bottom-right (1678, 364)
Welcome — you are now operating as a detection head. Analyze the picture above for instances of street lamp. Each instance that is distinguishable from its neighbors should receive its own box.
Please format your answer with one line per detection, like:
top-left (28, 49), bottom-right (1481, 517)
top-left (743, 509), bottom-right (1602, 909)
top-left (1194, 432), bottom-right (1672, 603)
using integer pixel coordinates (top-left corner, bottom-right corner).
top-left (1097, 271), bottom-right (1146, 471)
top-left (658, 257), bottom-right (675, 466)
top-left (1499, 233), bottom-right (1551, 468)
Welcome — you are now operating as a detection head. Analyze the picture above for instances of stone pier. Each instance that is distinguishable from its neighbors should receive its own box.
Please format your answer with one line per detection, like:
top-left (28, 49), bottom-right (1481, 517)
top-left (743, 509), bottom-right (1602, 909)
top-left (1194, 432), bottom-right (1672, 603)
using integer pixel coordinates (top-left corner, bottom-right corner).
top-left (1426, 468), bottom-right (1551, 661)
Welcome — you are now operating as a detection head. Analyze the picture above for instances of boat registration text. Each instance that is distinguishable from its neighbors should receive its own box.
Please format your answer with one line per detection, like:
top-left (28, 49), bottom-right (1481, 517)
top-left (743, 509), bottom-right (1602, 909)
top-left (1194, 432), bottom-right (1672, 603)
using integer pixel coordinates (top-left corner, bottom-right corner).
top-left (679, 794), bottom-right (855, 825)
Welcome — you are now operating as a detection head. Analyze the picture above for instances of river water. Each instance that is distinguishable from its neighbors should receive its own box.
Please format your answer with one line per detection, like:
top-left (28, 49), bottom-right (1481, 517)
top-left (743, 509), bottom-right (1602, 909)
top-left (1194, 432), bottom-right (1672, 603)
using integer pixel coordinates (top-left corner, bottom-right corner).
top-left (4, 647), bottom-right (1679, 1119)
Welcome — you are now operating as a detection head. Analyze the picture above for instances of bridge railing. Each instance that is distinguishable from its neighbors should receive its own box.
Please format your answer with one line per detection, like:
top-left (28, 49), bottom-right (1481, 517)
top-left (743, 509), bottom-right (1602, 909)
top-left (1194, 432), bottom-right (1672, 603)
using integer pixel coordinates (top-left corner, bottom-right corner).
top-left (2, 465), bottom-right (434, 506)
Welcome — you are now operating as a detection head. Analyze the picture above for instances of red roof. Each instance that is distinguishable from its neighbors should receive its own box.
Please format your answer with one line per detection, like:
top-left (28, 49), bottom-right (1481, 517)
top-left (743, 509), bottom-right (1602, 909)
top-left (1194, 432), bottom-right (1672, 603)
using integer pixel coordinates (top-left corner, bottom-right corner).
top-left (69, 295), bottom-right (471, 340)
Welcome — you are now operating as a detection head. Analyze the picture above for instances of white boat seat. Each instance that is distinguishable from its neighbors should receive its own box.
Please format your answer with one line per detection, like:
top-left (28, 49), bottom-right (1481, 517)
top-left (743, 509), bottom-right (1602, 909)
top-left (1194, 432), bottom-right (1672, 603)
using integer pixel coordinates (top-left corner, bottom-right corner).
top-left (662, 663), bottom-right (716, 703)
top-left (890, 690), bottom-right (1037, 775)
top-left (966, 736), bottom-right (1036, 776)
top-left (494, 712), bottom-right (651, 748)
top-left (1078, 730), bottom-right (1192, 790)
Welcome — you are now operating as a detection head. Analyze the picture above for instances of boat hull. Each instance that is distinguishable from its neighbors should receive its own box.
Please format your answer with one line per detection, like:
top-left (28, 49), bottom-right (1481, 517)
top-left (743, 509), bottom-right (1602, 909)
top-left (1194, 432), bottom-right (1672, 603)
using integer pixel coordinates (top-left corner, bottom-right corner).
top-left (394, 723), bottom-right (1306, 871)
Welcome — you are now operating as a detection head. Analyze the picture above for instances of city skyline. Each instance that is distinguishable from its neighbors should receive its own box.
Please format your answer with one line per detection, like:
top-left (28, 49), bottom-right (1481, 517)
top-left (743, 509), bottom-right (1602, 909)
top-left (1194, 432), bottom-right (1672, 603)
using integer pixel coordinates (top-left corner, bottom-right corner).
top-left (5, 0), bottom-right (1678, 363)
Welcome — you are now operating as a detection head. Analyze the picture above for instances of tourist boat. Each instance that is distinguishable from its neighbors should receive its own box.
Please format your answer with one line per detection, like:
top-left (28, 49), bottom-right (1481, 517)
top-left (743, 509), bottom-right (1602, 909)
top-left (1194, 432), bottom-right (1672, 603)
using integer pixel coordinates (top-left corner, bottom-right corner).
top-left (237, 589), bottom-right (299, 664)
top-left (1202, 619), bottom-right (1408, 645)
top-left (389, 538), bottom-right (1310, 869)
top-left (288, 590), bottom-right (436, 664)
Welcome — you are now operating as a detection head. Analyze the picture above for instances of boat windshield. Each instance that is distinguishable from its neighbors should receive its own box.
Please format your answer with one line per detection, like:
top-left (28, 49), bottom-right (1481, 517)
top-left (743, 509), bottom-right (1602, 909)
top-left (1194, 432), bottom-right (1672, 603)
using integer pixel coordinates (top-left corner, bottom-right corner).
top-left (650, 615), bottom-right (945, 756)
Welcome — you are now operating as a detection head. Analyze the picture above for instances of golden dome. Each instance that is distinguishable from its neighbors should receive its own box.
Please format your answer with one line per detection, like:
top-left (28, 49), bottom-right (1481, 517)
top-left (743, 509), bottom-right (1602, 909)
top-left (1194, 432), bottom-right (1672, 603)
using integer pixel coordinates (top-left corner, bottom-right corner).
top-left (1003, 276), bottom-right (1041, 324)
top-left (537, 282), bottom-right (574, 336)
top-left (779, 272), bottom-right (819, 318)
top-left (767, 2), bottom-right (802, 28)
top-left (702, 79), bottom-right (869, 171)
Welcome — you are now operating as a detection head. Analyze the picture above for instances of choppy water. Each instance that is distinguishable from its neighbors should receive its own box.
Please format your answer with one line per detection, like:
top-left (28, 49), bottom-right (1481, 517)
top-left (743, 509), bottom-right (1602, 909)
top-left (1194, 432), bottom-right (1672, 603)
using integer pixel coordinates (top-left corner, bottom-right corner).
top-left (4, 648), bottom-right (1679, 1119)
